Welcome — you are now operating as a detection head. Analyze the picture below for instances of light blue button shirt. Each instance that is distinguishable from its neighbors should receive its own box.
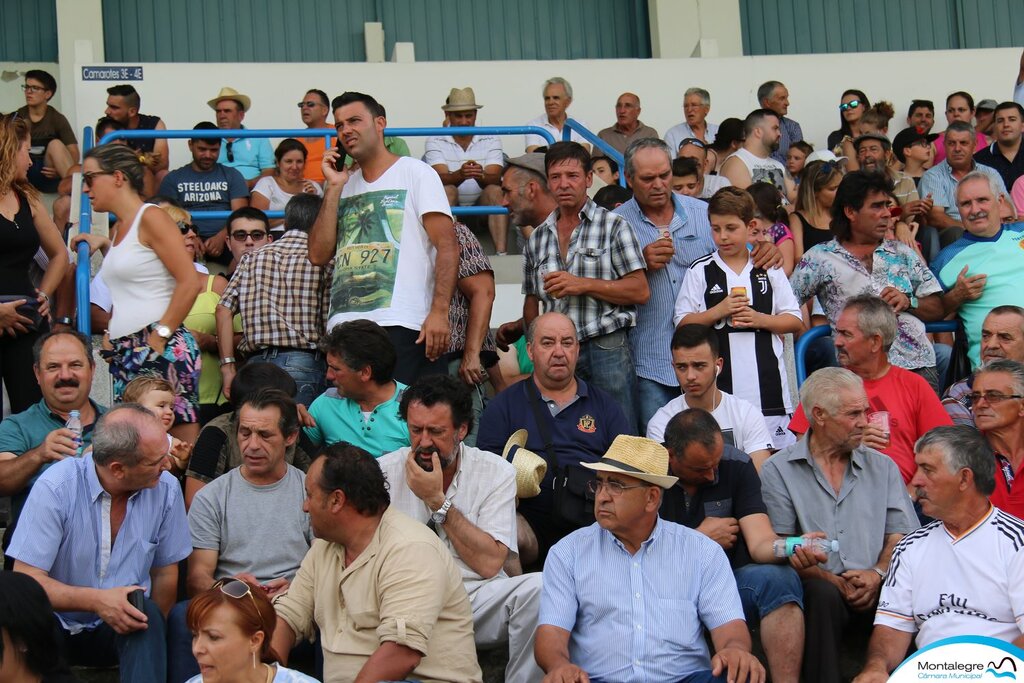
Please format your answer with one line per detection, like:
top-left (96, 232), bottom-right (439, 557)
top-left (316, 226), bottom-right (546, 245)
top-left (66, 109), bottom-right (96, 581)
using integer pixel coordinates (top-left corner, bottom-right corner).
top-left (615, 194), bottom-right (715, 385)
top-left (540, 517), bottom-right (743, 682)
top-left (7, 454), bottom-right (191, 632)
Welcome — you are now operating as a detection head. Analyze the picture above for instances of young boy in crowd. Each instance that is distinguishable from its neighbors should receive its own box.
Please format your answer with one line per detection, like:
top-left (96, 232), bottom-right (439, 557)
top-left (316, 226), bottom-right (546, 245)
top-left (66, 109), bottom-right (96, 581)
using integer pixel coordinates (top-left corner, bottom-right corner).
top-left (671, 157), bottom-right (701, 198)
top-left (673, 187), bottom-right (803, 450)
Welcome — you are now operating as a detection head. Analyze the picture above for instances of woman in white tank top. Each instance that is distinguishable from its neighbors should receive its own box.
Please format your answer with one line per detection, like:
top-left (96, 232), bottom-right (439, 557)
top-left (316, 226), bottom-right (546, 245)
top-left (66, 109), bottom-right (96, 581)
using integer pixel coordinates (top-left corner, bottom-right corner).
top-left (73, 144), bottom-right (203, 444)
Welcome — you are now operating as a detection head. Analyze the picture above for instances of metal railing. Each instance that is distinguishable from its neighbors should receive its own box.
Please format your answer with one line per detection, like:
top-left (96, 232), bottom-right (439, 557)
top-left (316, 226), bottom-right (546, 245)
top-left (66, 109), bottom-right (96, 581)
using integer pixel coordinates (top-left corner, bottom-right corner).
top-left (76, 125), bottom-right (558, 336)
top-left (563, 118), bottom-right (627, 187)
top-left (794, 320), bottom-right (959, 386)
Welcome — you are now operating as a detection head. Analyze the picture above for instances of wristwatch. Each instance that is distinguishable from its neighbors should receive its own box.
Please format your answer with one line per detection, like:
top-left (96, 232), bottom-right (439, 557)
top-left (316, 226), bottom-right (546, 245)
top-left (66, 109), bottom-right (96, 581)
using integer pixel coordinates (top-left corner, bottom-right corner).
top-left (153, 324), bottom-right (173, 340)
top-left (219, 357), bottom-right (237, 367)
top-left (430, 498), bottom-right (452, 525)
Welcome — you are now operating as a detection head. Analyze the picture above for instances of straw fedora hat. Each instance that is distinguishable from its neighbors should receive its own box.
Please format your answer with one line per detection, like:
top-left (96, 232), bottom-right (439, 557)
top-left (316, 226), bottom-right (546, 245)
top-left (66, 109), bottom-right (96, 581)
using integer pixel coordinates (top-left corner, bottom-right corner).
top-left (501, 430), bottom-right (547, 499)
top-left (442, 87), bottom-right (483, 112)
top-left (208, 87), bottom-right (252, 112)
top-left (582, 435), bottom-right (678, 488)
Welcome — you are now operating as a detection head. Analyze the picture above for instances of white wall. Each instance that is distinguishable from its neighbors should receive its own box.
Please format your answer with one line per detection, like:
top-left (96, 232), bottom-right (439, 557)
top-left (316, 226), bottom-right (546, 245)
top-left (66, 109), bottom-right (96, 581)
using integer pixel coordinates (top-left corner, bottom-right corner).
top-left (0, 62), bottom-right (62, 113)
top-left (67, 47), bottom-right (1021, 168)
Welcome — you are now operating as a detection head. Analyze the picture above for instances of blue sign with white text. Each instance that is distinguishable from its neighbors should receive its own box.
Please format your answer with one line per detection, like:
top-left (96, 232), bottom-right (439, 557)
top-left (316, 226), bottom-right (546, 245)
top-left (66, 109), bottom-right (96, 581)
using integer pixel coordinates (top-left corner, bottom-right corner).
top-left (81, 66), bottom-right (143, 81)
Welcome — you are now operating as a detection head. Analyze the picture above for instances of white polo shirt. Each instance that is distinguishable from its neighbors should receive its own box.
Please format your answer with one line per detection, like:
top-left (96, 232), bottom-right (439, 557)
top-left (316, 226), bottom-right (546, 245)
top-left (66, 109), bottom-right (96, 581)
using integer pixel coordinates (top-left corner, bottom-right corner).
top-left (423, 134), bottom-right (504, 206)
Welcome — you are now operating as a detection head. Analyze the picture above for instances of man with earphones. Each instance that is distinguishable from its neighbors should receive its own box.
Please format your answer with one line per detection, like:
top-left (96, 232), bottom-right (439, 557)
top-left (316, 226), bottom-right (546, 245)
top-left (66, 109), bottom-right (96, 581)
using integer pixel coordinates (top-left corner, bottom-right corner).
top-left (646, 324), bottom-right (773, 470)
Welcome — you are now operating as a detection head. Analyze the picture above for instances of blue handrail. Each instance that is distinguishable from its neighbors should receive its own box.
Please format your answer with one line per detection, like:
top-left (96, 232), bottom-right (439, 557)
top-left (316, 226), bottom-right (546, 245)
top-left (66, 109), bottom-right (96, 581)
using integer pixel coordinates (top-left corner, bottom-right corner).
top-left (77, 125), bottom-right (559, 335)
top-left (794, 320), bottom-right (959, 386)
top-left (562, 118), bottom-right (628, 187)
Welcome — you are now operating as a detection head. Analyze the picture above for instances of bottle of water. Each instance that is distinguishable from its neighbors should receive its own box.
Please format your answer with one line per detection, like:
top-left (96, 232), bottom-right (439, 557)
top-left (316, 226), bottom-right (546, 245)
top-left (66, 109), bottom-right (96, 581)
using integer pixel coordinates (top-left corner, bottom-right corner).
top-left (65, 410), bottom-right (83, 457)
top-left (772, 536), bottom-right (839, 558)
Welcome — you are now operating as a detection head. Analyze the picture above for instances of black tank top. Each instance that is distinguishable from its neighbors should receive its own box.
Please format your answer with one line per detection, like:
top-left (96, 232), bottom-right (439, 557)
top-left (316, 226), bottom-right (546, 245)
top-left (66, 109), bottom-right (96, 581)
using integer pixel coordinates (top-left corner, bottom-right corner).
top-left (126, 113), bottom-right (161, 153)
top-left (795, 211), bottom-right (833, 251)
top-left (0, 190), bottom-right (41, 295)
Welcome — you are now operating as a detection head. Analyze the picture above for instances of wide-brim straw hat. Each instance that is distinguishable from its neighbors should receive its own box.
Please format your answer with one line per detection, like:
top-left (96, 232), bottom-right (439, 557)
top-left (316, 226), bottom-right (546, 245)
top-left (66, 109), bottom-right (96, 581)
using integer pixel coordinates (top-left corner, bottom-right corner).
top-left (582, 435), bottom-right (678, 488)
top-left (501, 429), bottom-right (547, 499)
top-left (442, 87), bottom-right (483, 112)
top-left (208, 87), bottom-right (252, 112)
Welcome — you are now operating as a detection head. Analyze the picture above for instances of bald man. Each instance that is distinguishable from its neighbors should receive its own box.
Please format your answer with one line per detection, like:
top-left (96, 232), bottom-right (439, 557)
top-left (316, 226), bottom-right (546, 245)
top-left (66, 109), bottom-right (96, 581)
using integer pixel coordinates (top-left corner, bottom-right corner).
top-left (597, 92), bottom-right (659, 157)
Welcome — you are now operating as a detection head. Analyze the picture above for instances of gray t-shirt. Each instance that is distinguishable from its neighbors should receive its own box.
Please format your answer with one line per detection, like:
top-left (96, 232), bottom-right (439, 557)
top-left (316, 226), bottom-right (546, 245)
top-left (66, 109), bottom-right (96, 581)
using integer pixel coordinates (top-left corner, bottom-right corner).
top-left (188, 465), bottom-right (311, 583)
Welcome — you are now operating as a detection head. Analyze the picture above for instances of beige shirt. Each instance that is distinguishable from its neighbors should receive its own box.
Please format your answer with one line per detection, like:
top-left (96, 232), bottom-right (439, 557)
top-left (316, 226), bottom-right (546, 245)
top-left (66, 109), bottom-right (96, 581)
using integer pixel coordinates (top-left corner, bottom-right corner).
top-left (273, 507), bottom-right (482, 683)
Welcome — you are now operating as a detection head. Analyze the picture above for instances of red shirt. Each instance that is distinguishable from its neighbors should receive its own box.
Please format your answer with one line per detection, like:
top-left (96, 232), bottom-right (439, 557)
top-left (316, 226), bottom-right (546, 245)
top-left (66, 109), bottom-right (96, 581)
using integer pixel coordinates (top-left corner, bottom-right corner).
top-left (990, 454), bottom-right (1024, 518)
top-left (788, 365), bottom-right (952, 483)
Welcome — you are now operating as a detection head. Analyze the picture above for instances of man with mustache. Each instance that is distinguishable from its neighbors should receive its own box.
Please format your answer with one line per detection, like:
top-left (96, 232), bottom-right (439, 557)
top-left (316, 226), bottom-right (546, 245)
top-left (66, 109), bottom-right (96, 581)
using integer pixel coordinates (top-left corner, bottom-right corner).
top-left (853, 426), bottom-right (1024, 683)
top-left (0, 330), bottom-right (106, 566)
top-left (919, 122), bottom-right (1007, 247)
top-left (968, 360), bottom-right (1024, 519)
top-left (379, 375), bottom-right (544, 683)
top-left (762, 367), bottom-right (919, 683)
top-left (932, 172), bottom-right (1024, 368)
top-left (943, 306), bottom-right (1024, 426)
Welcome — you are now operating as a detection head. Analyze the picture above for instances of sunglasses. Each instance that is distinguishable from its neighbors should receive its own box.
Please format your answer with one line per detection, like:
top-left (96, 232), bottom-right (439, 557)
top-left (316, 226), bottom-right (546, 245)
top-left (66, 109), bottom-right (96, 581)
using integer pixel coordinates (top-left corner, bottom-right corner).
top-left (678, 137), bottom-right (706, 149)
top-left (839, 100), bottom-right (862, 112)
top-left (231, 230), bottom-right (268, 242)
top-left (177, 221), bottom-right (198, 235)
top-left (297, 100), bottom-right (320, 108)
top-left (82, 170), bottom-right (116, 185)
top-left (225, 141), bottom-right (234, 163)
top-left (213, 579), bottom-right (263, 621)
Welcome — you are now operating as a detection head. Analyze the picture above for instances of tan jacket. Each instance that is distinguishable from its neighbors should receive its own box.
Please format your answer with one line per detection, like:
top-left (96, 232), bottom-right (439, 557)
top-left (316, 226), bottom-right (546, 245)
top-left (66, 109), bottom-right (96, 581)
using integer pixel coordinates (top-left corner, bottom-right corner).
top-left (274, 507), bottom-right (482, 683)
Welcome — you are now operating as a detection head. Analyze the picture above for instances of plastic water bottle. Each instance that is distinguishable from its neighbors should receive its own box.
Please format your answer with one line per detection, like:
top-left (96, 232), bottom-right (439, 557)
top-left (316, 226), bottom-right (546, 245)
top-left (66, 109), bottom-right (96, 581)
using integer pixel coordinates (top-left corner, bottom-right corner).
top-left (772, 537), bottom-right (839, 558)
top-left (65, 410), bottom-right (83, 457)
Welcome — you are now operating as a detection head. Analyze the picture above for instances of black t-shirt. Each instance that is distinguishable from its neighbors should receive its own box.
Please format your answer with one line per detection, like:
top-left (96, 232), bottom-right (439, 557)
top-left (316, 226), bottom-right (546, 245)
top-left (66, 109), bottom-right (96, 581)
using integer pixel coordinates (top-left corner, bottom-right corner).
top-left (660, 455), bottom-right (767, 569)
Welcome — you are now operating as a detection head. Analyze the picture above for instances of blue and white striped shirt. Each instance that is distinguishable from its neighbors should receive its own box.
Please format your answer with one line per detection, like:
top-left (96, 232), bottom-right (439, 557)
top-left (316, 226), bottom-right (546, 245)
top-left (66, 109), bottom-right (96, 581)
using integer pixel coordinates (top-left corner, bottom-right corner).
top-left (7, 454), bottom-right (191, 632)
top-left (615, 194), bottom-right (715, 386)
top-left (540, 517), bottom-right (743, 682)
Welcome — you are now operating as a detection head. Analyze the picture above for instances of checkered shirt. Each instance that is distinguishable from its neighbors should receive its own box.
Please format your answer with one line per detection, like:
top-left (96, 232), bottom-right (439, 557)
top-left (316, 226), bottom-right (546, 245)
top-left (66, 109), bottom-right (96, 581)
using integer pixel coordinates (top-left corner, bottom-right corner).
top-left (219, 231), bottom-right (334, 354)
top-left (523, 198), bottom-right (647, 341)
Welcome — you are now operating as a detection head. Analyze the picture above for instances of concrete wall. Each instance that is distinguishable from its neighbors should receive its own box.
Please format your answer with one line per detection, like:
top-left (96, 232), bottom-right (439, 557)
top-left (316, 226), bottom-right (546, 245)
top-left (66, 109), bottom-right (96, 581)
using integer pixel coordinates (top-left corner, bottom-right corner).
top-left (62, 47), bottom-right (1021, 167)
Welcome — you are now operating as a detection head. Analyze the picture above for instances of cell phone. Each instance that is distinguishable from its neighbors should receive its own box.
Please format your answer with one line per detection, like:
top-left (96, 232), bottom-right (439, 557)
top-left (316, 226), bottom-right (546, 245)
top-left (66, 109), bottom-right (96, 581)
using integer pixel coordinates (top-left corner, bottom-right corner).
top-left (333, 142), bottom-right (349, 172)
top-left (127, 588), bottom-right (145, 612)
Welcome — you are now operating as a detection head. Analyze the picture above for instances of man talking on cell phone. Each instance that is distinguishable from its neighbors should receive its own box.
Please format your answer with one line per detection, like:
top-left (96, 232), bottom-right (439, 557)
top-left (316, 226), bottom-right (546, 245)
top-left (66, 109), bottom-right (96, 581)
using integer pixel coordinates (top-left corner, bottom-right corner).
top-left (165, 389), bottom-right (315, 682)
top-left (308, 91), bottom-right (459, 386)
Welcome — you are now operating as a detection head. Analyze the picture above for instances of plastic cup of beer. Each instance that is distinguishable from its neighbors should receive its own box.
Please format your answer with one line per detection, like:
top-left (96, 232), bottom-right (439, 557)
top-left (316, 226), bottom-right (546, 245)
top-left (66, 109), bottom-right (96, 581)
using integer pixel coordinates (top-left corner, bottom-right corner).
top-left (868, 411), bottom-right (891, 447)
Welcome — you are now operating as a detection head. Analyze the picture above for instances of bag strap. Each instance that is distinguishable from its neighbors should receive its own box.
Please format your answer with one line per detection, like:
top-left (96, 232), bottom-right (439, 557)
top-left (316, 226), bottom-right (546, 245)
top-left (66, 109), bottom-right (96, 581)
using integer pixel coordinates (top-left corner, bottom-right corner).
top-left (525, 379), bottom-right (562, 477)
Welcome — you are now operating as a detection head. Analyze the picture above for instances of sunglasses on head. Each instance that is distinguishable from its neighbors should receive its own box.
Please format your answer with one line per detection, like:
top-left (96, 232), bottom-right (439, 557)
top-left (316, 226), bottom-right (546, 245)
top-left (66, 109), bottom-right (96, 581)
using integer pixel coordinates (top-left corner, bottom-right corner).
top-left (679, 137), bottom-right (706, 149)
top-left (213, 579), bottom-right (263, 621)
top-left (839, 100), bottom-right (862, 112)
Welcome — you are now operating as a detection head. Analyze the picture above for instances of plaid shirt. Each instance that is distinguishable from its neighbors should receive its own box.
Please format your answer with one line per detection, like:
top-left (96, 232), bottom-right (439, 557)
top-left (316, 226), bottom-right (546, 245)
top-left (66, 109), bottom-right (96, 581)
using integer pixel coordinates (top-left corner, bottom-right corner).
top-left (523, 198), bottom-right (647, 341)
top-left (219, 231), bottom-right (334, 354)
top-left (448, 223), bottom-right (496, 354)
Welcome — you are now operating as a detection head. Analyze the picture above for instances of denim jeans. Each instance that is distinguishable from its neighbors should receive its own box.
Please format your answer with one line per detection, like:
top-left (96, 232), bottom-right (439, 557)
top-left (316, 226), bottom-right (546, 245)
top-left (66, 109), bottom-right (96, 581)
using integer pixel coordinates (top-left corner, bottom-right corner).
top-left (636, 378), bottom-right (680, 437)
top-left (255, 348), bottom-right (327, 407)
top-left (576, 330), bottom-right (637, 427)
top-left (59, 597), bottom-right (168, 683)
top-left (733, 563), bottom-right (804, 622)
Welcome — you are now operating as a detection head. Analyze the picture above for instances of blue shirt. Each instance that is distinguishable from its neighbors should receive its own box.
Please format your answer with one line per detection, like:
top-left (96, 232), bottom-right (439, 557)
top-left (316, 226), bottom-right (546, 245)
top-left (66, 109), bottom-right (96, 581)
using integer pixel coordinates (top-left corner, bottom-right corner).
top-left (158, 163), bottom-right (249, 237)
top-left (540, 517), bottom-right (743, 682)
top-left (918, 160), bottom-right (1006, 221)
top-left (614, 194), bottom-right (715, 385)
top-left (217, 127), bottom-right (275, 180)
top-left (931, 222), bottom-right (1024, 368)
top-left (0, 399), bottom-right (106, 523)
top-left (6, 455), bottom-right (191, 632)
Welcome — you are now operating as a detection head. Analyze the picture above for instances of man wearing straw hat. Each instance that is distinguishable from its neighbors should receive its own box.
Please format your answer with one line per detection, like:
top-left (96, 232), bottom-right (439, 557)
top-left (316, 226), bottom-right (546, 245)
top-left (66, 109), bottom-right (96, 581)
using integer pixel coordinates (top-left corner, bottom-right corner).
top-left (208, 86), bottom-right (275, 188)
top-left (424, 87), bottom-right (509, 255)
top-left (379, 375), bottom-right (546, 683)
top-left (536, 434), bottom-right (765, 683)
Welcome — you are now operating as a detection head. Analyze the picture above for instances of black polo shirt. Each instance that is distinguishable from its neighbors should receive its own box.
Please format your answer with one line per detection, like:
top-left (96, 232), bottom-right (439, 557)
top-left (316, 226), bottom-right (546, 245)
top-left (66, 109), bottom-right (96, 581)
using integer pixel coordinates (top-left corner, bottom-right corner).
top-left (659, 454), bottom-right (767, 569)
top-left (975, 142), bottom-right (1024, 190)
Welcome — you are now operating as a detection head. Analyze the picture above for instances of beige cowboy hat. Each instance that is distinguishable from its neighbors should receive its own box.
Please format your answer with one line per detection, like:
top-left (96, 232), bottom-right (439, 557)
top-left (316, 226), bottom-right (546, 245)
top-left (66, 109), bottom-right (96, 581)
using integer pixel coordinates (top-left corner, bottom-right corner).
top-left (443, 87), bottom-right (483, 112)
top-left (582, 435), bottom-right (678, 489)
top-left (501, 430), bottom-right (547, 499)
top-left (208, 87), bottom-right (251, 112)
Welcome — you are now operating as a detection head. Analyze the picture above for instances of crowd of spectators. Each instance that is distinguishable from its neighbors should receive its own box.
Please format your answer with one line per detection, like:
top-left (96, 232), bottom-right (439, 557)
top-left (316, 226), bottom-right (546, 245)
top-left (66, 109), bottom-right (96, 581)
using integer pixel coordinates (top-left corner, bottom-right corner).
top-left (3, 51), bottom-right (1024, 683)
